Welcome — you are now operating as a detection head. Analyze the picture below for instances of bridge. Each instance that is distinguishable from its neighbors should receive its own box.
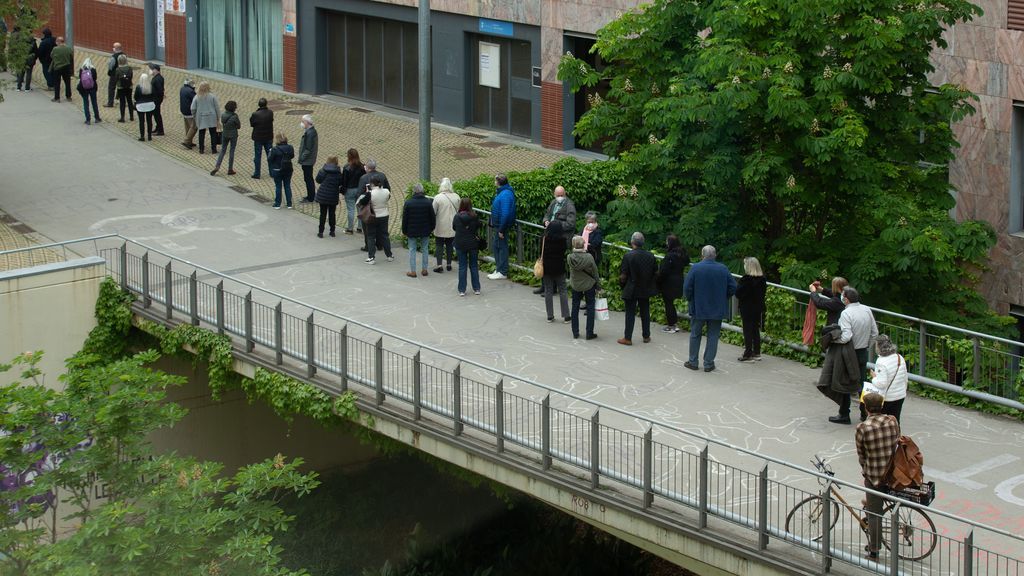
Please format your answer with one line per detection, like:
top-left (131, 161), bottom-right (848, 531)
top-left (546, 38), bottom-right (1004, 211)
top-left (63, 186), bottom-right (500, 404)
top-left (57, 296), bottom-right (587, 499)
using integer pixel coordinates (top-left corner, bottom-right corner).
top-left (1, 77), bottom-right (1023, 576)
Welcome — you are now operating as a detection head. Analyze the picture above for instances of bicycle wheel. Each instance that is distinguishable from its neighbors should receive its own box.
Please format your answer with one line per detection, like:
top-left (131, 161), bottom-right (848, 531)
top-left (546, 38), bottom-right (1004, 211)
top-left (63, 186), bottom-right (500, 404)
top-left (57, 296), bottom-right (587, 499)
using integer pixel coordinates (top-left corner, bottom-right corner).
top-left (786, 495), bottom-right (840, 544)
top-left (881, 505), bottom-right (937, 561)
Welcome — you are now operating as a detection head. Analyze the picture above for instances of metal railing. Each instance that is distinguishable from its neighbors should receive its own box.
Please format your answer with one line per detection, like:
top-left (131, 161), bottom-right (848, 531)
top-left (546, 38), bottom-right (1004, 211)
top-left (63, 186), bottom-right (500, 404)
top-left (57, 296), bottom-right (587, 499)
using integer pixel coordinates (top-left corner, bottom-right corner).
top-left (460, 206), bottom-right (1024, 412)
top-left (4, 235), bottom-right (1021, 575)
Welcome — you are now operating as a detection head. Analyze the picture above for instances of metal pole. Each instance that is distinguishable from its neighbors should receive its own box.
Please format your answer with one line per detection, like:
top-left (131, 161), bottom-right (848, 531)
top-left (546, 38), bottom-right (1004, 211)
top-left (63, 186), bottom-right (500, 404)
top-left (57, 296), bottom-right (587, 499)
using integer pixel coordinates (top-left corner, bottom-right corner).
top-left (541, 394), bottom-right (551, 470)
top-left (453, 363), bottom-right (463, 435)
top-left (119, 242), bottom-right (128, 290)
top-left (244, 291), bottom-right (254, 352)
top-left (643, 425), bottom-right (653, 508)
top-left (417, 0), bottom-right (431, 182)
top-left (413, 350), bottom-right (422, 420)
top-left (189, 271), bottom-right (198, 326)
top-left (590, 410), bottom-right (599, 489)
top-left (374, 337), bottom-right (384, 405)
top-left (495, 377), bottom-right (504, 453)
top-left (699, 444), bottom-right (709, 528)
top-left (758, 464), bottom-right (769, 550)
top-left (141, 252), bottom-right (150, 307)
top-left (972, 336), bottom-right (982, 389)
top-left (889, 503), bottom-right (900, 576)
top-left (822, 482), bottom-right (832, 573)
top-left (963, 530), bottom-right (974, 575)
top-left (274, 302), bottom-right (283, 365)
top-left (215, 281), bottom-right (225, 334)
top-left (306, 313), bottom-right (316, 378)
top-left (164, 262), bottom-right (172, 320)
top-left (515, 222), bottom-right (524, 265)
top-left (65, 0), bottom-right (74, 46)
top-left (339, 324), bottom-right (348, 391)
top-left (918, 322), bottom-right (927, 376)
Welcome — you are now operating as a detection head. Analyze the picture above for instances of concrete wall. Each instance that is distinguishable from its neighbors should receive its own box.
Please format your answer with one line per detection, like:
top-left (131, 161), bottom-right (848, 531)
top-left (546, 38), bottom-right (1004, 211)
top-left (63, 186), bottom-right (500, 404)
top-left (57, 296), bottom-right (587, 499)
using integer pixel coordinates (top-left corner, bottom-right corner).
top-left (0, 257), bottom-right (104, 388)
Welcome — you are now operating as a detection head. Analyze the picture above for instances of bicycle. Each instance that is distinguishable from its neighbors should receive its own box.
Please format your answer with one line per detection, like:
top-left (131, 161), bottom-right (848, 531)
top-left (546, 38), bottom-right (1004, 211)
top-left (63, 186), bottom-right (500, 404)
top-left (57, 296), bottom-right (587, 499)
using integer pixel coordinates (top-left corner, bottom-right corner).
top-left (784, 455), bottom-right (937, 561)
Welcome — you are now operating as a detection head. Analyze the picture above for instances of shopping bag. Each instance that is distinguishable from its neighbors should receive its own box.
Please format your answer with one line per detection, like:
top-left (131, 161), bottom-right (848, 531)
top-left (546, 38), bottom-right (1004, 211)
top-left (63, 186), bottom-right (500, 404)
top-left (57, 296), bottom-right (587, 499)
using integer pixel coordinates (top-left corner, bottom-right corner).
top-left (595, 297), bottom-right (610, 321)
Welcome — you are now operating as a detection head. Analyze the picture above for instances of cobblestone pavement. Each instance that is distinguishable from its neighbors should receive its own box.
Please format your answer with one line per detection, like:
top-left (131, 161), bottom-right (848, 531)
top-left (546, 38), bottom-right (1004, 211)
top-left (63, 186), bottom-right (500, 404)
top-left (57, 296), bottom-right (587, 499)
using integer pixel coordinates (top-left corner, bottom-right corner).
top-left (26, 49), bottom-right (566, 233)
top-left (0, 210), bottom-right (63, 271)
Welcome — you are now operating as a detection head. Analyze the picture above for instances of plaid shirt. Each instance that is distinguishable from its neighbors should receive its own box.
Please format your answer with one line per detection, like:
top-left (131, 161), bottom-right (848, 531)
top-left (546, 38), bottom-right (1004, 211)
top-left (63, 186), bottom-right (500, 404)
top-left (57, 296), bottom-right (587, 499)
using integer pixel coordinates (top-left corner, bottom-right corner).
top-left (856, 414), bottom-right (900, 487)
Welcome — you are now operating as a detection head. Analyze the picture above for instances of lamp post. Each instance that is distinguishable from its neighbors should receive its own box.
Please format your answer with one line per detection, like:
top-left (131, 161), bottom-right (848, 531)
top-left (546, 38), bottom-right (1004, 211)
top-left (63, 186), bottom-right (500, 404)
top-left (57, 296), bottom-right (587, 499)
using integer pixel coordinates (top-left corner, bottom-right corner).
top-left (418, 0), bottom-right (431, 182)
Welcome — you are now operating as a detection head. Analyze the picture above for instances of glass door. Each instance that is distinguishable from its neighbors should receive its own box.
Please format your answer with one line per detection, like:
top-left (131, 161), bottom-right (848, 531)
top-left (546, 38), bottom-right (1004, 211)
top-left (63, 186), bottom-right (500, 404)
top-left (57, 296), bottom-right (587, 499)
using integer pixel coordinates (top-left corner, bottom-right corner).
top-left (471, 36), bottom-right (532, 137)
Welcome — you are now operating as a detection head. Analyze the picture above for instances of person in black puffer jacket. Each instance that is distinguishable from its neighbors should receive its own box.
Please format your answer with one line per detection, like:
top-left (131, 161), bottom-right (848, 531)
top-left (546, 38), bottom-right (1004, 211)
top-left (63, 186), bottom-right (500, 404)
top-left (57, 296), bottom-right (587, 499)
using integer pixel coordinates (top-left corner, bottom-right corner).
top-left (736, 257), bottom-right (768, 361)
top-left (657, 234), bottom-right (690, 333)
top-left (401, 184), bottom-right (436, 277)
top-left (541, 220), bottom-right (570, 323)
top-left (267, 132), bottom-right (294, 209)
top-left (453, 197), bottom-right (482, 296)
top-left (249, 98), bottom-right (275, 178)
top-left (314, 156), bottom-right (343, 237)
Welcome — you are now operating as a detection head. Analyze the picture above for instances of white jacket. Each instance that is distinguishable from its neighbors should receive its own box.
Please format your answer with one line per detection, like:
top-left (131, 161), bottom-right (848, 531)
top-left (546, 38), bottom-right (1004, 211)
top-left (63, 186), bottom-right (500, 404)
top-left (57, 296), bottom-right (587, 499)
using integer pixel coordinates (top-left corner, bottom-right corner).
top-left (432, 192), bottom-right (460, 238)
top-left (369, 187), bottom-right (390, 218)
top-left (872, 353), bottom-right (908, 401)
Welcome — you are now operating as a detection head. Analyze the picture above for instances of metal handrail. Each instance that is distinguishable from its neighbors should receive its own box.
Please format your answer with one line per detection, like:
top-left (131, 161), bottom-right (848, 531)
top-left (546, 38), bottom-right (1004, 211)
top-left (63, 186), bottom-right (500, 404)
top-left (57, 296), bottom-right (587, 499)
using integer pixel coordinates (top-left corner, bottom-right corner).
top-left (6, 234), bottom-right (1021, 548)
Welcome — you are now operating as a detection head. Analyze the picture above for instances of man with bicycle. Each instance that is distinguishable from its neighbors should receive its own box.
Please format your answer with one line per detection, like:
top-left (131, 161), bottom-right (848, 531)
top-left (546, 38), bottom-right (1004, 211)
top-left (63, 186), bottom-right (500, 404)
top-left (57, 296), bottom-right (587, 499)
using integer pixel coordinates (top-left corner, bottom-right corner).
top-left (856, 392), bottom-right (900, 560)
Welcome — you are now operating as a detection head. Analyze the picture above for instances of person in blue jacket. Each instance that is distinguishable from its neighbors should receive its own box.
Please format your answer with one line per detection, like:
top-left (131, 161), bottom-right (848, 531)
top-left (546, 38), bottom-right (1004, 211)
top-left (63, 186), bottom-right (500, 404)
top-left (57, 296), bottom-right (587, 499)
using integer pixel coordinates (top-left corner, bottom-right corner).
top-left (488, 174), bottom-right (517, 280)
top-left (683, 245), bottom-right (737, 373)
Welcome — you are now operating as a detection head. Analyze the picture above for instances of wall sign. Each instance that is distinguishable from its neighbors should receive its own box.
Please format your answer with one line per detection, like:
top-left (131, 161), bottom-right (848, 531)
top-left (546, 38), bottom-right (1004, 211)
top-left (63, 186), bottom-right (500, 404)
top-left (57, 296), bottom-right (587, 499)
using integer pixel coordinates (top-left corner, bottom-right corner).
top-left (531, 66), bottom-right (541, 88)
top-left (478, 18), bottom-right (513, 37)
top-left (478, 41), bottom-right (501, 89)
top-left (156, 0), bottom-right (165, 48)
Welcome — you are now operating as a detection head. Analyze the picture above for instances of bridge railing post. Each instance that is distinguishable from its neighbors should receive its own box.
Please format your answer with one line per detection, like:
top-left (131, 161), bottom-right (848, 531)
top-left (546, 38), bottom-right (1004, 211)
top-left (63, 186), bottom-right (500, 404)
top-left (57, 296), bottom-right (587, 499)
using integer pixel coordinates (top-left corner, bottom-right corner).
top-left (541, 394), bottom-right (551, 470)
top-left (972, 336), bottom-right (982, 390)
top-left (643, 425), bottom-right (653, 508)
top-left (822, 480), bottom-right (832, 573)
top-left (699, 444), bottom-right (709, 528)
top-left (189, 272), bottom-right (199, 326)
top-left (305, 313), bottom-right (315, 378)
top-left (412, 350), bottom-right (421, 420)
top-left (339, 325), bottom-right (348, 392)
top-left (495, 378), bottom-right (504, 453)
top-left (918, 321), bottom-right (927, 376)
top-left (453, 363), bottom-right (463, 436)
top-left (374, 337), bottom-right (384, 405)
top-left (164, 262), bottom-right (172, 320)
top-left (141, 252), bottom-right (150, 307)
top-left (758, 464), bottom-right (769, 550)
top-left (963, 530), bottom-right (974, 575)
top-left (274, 302), bottom-right (283, 365)
top-left (119, 242), bottom-right (128, 290)
top-left (590, 410), bottom-right (599, 489)
top-left (515, 222), bottom-right (524, 265)
top-left (243, 291), bottom-right (254, 352)
top-left (215, 281), bottom-right (225, 334)
top-left (889, 503), bottom-right (900, 576)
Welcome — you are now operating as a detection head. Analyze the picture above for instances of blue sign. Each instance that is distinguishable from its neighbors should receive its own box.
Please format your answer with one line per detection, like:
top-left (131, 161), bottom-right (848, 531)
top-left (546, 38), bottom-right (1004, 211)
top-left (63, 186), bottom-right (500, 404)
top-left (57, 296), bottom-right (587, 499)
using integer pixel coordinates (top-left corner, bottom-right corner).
top-left (479, 18), bottom-right (514, 37)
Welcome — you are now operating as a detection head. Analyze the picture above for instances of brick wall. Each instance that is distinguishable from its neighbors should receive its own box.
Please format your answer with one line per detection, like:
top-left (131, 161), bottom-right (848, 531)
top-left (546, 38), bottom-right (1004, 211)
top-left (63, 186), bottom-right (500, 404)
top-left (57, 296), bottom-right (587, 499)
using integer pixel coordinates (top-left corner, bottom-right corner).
top-left (540, 81), bottom-right (563, 150)
top-left (283, 35), bottom-right (297, 93)
top-left (45, 0), bottom-right (65, 37)
top-left (165, 13), bottom-right (186, 68)
top-left (72, 1), bottom-right (145, 58)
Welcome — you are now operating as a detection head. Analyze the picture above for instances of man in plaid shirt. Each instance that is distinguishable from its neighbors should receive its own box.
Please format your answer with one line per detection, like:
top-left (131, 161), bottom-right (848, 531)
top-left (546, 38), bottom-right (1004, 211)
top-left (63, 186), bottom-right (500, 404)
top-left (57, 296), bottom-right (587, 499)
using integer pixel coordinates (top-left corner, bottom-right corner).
top-left (856, 392), bottom-right (900, 559)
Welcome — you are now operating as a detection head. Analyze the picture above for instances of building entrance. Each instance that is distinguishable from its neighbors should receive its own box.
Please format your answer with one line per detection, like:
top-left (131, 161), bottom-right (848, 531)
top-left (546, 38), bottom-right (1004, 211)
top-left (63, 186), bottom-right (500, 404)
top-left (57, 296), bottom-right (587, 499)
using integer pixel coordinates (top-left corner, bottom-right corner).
top-left (469, 35), bottom-right (531, 138)
top-left (198, 0), bottom-right (283, 85)
top-left (325, 11), bottom-right (419, 111)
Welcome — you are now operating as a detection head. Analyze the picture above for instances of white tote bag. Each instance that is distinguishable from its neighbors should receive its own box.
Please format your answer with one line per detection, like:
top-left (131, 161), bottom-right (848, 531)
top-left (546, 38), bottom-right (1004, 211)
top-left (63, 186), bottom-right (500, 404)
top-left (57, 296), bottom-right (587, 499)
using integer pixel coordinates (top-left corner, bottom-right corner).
top-left (595, 297), bottom-right (610, 321)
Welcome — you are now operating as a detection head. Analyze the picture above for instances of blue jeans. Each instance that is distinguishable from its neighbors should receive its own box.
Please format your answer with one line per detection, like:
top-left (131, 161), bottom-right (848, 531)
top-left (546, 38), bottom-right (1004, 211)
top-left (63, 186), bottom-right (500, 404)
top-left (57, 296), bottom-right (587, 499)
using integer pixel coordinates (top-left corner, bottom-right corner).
top-left (688, 318), bottom-right (723, 368)
top-left (214, 136), bottom-right (237, 170)
top-left (571, 287), bottom-right (596, 338)
top-left (492, 229), bottom-right (509, 274)
top-left (344, 188), bottom-right (361, 231)
top-left (252, 140), bottom-right (272, 177)
top-left (272, 170), bottom-right (293, 207)
top-left (408, 236), bottom-right (429, 272)
top-left (81, 90), bottom-right (100, 122)
top-left (457, 249), bottom-right (481, 293)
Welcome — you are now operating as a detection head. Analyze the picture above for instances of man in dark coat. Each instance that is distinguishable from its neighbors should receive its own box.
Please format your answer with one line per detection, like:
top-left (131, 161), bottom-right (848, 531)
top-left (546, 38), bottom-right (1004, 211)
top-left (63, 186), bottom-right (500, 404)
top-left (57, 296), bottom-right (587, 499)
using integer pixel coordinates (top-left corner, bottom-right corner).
top-left (683, 245), bottom-right (737, 372)
top-left (48, 37), bottom-right (73, 103)
top-left (249, 97), bottom-right (275, 179)
top-left (15, 28), bottom-right (37, 91)
top-left (618, 232), bottom-right (658, 346)
top-left (179, 79), bottom-right (197, 148)
top-left (105, 42), bottom-right (124, 107)
top-left (148, 63), bottom-right (165, 134)
top-left (401, 184), bottom-right (436, 277)
top-left (298, 115), bottom-right (319, 202)
top-left (37, 28), bottom-right (55, 89)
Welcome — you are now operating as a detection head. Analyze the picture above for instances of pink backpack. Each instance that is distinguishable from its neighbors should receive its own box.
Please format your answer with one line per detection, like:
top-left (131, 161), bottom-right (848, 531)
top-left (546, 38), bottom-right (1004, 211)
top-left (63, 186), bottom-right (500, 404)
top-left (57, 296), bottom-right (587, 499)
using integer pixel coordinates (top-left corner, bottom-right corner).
top-left (80, 68), bottom-right (95, 90)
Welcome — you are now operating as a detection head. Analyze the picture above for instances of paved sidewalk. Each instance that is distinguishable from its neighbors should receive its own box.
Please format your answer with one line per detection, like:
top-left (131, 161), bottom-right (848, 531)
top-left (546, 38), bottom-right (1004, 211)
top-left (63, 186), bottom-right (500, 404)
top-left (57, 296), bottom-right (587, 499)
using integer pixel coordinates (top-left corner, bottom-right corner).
top-left (3, 69), bottom-right (1023, 555)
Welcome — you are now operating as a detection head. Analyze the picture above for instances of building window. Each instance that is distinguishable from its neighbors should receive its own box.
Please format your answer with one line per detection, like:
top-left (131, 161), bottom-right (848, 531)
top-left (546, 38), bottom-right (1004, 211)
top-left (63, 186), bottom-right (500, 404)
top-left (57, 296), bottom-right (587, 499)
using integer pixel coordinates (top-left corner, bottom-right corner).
top-left (199, 0), bottom-right (283, 85)
top-left (326, 12), bottom-right (419, 111)
top-left (1010, 0), bottom-right (1024, 31)
top-left (1010, 103), bottom-right (1024, 233)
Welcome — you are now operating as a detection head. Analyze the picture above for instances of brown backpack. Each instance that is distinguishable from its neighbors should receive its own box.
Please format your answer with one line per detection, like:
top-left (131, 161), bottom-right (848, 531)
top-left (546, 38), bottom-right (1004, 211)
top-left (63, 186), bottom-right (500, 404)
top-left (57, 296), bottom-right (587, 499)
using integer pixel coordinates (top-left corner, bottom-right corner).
top-left (884, 435), bottom-right (924, 491)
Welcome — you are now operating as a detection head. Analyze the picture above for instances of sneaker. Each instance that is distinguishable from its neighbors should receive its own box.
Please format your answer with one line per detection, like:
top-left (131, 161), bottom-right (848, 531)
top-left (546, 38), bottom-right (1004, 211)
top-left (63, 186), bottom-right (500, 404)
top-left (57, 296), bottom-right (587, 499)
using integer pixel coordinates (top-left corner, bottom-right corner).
top-left (738, 356), bottom-right (755, 362)
top-left (488, 272), bottom-right (506, 280)
top-left (273, 205), bottom-right (281, 210)
top-left (366, 258), bottom-right (376, 265)
top-left (287, 205), bottom-right (294, 209)
top-left (329, 230), bottom-right (335, 237)
top-left (433, 266), bottom-right (444, 273)
top-left (474, 290), bottom-right (481, 295)
top-left (16, 88), bottom-right (22, 91)
top-left (210, 168), bottom-right (219, 176)
top-left (447, 265), bottom-right (452, 271)
top-left (661, 326), bottom-right (679, 333)
top-left (585, 334), bottom-right (598, 340)
top-left (345, 229), bottom-right (354, 235)
top-left (386, 256), bottom-right (394, 262)
top-left (95, 118), bottom-right (102, 123)
top-left (317, 233), bottom-right (324, 238)
top-left (704, 365), bottom-right (715, 372)
top-left (684, 361), bottom-right (699, 371)
top-left (84, 120), bottom-right (91, 125)
top-left (753, 355), bottom-right (763, 361)
top-left (300, 198), bottom-right (313, 203)
top-left (459, 292), bottom-right (466, 297)
top-left (547, 317), bottom-right (554, 323)
top-left (563, 318), bottom-right (571, 324)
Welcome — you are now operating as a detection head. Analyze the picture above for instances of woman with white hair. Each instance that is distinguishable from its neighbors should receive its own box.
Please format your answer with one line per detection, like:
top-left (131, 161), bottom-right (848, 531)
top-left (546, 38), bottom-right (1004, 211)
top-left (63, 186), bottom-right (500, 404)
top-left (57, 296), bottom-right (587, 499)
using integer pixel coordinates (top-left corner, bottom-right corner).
top-left (133, 72), bottom-right (156, 141)
top-left (866, 334), bottom-right (908, 423)
top-left (431, 177), bottom-right (460, 273)
top-left (75, 57), bottom-right (101, 125)
top-left (736, 256), bottom-right (767, 361)
top-left (190, 81), bottom-right (220, 154)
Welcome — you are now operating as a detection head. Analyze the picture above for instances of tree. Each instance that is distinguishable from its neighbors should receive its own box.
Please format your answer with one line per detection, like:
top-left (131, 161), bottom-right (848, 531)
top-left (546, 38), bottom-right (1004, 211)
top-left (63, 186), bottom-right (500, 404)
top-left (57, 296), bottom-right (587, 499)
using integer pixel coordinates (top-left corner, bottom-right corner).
top-left (559, 0), bottom-right (1009, 329)
top-left (0, 350), bottom-right (319, 576)
top-left (1, 0), bottom-right (50, 103)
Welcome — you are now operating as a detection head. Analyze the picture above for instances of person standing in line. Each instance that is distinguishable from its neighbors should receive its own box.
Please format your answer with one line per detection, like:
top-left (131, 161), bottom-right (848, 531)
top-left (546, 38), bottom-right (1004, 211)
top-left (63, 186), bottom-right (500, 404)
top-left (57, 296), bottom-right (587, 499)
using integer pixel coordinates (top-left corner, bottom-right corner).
top-left (488, 174), bottom-right (516, 280)
top-left (534, 186), bottom-right (577, 294)
top-left (267, 132), bottom-right (295, 210)
top-left (355, 159), bottom-right (390, 239)
top-left (249, 97), bottom-right (274, 179)
top-left (855, 393), bottom-right (900, 561)
top-left (867, 335), bottom-right (908, 423)
top-left (567, 235), bottom-right (599, 340)
top-left (134, 73), bottom-right (156, 141)
top-left (210, 100), bottom-right (240, 176)
top-left (432, 177), bottom-right (460, 273)
top-left (148, 63), bottom-right (165, 135)
top-left (37, 28), bottom-right (55, 89)
top-left (297, 115), bottom-right (318, 203)
top-left (191, 81), bottom-right (220, 154)
top-left (617, 232), bottom-right (658, 346)
top-left (313, 155), bottom-right (343, 237)
top-left (541, 221), bottom-right (571, 323)
top-left (657, 234), bottom-right (689, 333)
top-left (48, 37), bottom-right (73, 103)
top-left (75, 58), bottom-right (101, 125)
top-left (831, 286), bottom-right (879, 424)
top-left (401, 184), bottom-right (436, 278)
top-left (453, 197), bottom-right (482, 296)
top-left (105, 42), bottom-right (124, 107)
top-left (14, 28), bottom-right (37, 91)
top-left (341, 148), bottom-right (366, 234)
top-left (362, 174), bottom-right (394, 265)
top-left (179, 79), bottom-right (197, 149)
top-left (736, 256), bottom-right (768, 361)
top-left (683, 245), bottom-right (737, 372)
top-left (114, 55), bottom-right (134, 122)
top-left (809, 276), bottom-right (849, 326)
top-left (579, 211), bottom-right (604, 311)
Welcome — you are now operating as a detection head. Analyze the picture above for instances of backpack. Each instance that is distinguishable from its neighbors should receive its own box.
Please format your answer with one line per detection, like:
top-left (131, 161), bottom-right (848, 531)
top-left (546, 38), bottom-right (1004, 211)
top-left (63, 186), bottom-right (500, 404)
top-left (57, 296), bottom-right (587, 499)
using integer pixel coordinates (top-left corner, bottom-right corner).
top-left (117, 67), bottom-right (132, 90)
top-left (80, 68), bottom-right (95, 90)
top-left (884, 435), bottom-right (924, 491)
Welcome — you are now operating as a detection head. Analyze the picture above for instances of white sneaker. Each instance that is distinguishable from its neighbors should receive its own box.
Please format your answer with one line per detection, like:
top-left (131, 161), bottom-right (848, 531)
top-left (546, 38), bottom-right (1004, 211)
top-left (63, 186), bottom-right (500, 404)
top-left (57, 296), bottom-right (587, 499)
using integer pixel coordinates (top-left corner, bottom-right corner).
top-left (386, 256), bottom-right (394, 262)
top-left (365, 258), bottom-right (375, 265)
top-left (488, 272), bottom-right (506, 280)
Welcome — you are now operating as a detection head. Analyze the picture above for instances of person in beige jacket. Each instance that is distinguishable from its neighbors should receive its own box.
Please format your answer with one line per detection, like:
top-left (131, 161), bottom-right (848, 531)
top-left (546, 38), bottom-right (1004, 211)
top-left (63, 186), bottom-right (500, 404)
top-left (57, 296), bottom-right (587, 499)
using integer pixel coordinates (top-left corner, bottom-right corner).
top-left (432, 177), bottom-right (461, 273)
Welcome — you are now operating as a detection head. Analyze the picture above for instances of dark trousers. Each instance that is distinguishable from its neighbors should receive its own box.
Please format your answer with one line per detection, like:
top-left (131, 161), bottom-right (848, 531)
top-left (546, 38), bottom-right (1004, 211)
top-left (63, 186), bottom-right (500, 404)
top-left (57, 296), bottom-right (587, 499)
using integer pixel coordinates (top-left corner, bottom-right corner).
top-left (81, 91), bottom-right (100, 122)
top-left (741, 310), bottom-right (762, 357)
top-left (138, 111), bottom-right (154, 139)
top-left (107, 77), bottom-right (117, 106)
top-left (117, 88), bottom-right (134, 120)
top-left (435, 237), bottom-right (454, 267)
top-left (623, 297), bottom-right (651, 340)
top-left (571, 287), bottom-right (596, 338)
top-left (865, 480), bottom-right (885, 554)
top-left (663, 292), bottom-right (679, 326)
top-left (818, 385), bottom-right (852, 418)
top-left (41, 59), bottom-right (53, 88)
top-left (318, 204), bottom-right (337, 233)
top-left (301, 164), bottom-right (315, 200)
top-left (252, 140), bottom-right (272, 177)
top-left (198, 128), bottom-right (219, 152)
top-left (153, 99), bottom-right (164, 132)
top-left (366, 216), bottom-right (392, 260)
top-left (16, 63), bottom-right (34, 89)
top-left (880, 398), bottom-right (905, 424)
top-left (53, 66), bottom-right (72, 100)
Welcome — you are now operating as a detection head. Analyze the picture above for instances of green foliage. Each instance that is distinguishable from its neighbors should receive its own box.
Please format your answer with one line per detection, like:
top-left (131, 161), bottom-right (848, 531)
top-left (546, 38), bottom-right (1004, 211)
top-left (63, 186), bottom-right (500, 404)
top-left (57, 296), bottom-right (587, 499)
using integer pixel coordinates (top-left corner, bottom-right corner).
top-left (79, 278), bottom-right (135, 361)
top-left (242, 368), bottom-right (359, 427)
top-left (139, 320), bottom-right (236, 396)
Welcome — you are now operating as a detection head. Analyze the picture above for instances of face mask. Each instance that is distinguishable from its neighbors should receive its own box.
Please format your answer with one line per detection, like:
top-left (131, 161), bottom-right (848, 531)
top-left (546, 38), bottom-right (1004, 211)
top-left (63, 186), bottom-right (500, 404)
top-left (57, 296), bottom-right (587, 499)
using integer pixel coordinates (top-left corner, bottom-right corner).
top-left (556, 197), bottom-right (565, 203)
top-left (300, 122), bottom-right (306, 129)
top-left (585, 222), bottom-right (597, 231)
